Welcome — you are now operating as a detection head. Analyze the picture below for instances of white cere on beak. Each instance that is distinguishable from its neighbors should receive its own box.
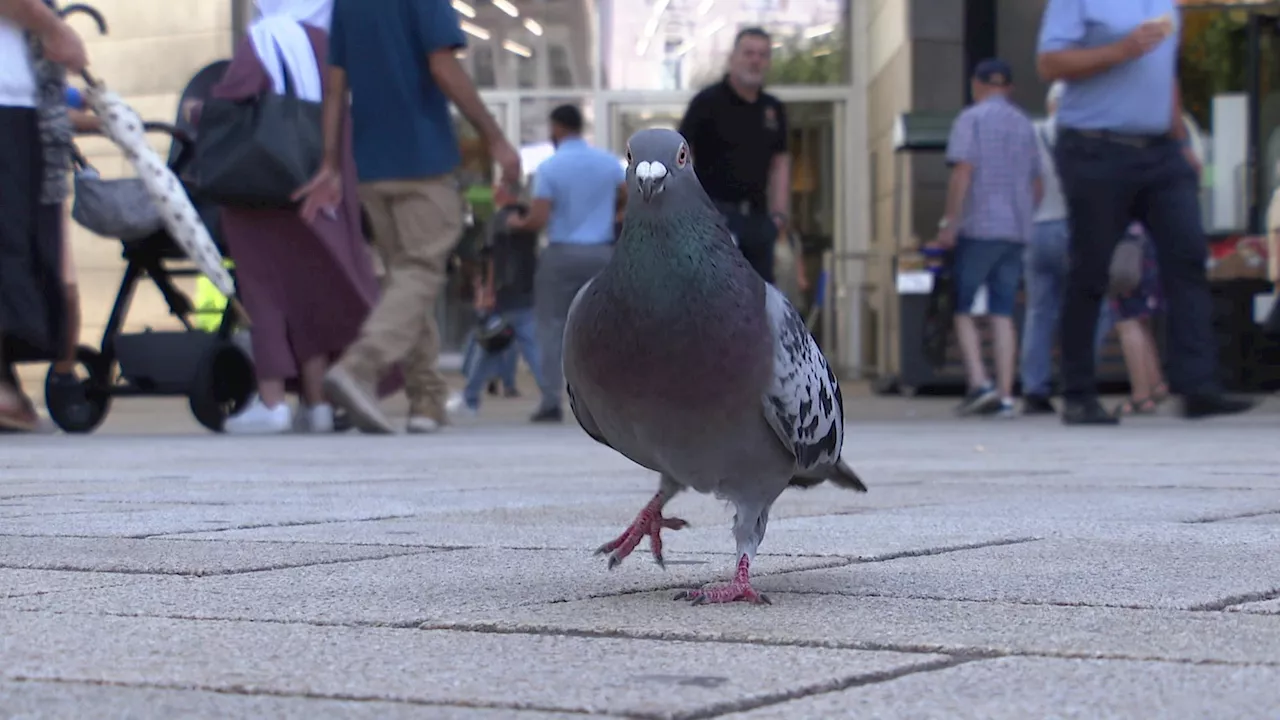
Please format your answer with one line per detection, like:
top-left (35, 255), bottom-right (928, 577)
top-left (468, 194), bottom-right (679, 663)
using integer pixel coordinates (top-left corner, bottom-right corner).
top-left (635, 161), bottom-right (668, 181)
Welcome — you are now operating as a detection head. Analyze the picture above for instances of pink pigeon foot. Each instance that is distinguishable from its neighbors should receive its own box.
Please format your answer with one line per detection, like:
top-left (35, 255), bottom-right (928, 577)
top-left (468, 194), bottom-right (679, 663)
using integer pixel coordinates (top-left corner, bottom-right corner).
top-left (596, 492), bottom-right (689, 569)
top-left (674, 554), bottom-right (771, 605)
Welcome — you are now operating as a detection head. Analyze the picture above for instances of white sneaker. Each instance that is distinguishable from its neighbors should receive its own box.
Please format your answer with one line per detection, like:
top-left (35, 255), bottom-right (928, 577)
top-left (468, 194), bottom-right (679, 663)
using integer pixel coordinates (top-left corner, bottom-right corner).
top-left (293, 403), bottom-right (335, 433)
top-left (407, 416), bottom-right (442, 434)
top-left (224, 396), bottom-right (292, 435)
top-left (445, 392), bottom-right (478, 423)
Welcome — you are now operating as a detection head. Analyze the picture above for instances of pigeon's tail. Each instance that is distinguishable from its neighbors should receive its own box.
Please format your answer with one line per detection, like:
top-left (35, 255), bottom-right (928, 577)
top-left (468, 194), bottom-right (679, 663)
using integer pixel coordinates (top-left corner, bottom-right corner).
top-left (828, 459), bottom-right (868, 493)
top-left (787, 459), bottom-right (868, 493)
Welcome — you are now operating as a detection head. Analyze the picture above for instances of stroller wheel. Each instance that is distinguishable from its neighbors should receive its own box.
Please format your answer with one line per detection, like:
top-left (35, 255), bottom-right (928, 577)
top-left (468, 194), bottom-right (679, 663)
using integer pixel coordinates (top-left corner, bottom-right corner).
top-left (44, 346), bottom-right (112, 434)
top-left (188, 340), bottom-right (255, 433)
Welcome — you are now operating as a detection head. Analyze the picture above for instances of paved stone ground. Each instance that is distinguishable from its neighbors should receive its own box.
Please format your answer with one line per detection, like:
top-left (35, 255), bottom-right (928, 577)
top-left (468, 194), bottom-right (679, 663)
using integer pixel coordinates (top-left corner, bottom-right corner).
top-left (2, 391), bottom-right (1279, 718)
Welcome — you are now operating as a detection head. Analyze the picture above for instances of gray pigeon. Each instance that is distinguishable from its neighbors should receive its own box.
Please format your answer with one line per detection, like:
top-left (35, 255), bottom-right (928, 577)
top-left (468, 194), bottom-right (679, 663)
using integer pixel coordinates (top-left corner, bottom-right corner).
top-left (563, 128), bottom-right (867, 605)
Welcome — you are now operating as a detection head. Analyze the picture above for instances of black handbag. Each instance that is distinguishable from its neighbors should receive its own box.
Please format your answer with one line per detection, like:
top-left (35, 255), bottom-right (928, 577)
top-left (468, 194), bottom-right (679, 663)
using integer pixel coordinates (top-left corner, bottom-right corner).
top-left (194, 45), bottom-right (322, 209)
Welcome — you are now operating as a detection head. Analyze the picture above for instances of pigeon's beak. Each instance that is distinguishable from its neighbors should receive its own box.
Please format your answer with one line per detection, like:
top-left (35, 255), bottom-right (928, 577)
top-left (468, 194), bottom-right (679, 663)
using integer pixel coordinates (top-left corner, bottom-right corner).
top-left (635, 161), bottom-right (667, 203)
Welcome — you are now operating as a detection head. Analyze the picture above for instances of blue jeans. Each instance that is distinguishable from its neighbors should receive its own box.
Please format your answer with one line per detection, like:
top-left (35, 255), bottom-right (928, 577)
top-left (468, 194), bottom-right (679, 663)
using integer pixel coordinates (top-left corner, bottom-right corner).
top-left (1021, 219), bottom-right (1120, 397)
top-left (462, 307), bottom-right (546, 409)
top-left (1020, 220), bottom-right (1069, 396)
top-left (461, 329), bottom-right (516, 390)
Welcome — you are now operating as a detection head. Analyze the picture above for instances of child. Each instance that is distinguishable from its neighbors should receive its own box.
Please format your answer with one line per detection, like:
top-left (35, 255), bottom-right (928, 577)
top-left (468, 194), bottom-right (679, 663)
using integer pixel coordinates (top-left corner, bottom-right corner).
top-left (447, 183), bottom-right (552, 419)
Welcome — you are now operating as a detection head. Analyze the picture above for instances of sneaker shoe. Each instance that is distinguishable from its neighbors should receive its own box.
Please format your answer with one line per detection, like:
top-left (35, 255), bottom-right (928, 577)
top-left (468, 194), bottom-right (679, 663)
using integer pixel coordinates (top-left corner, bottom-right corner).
top-left (445, 393), bottom-right (479, 423)
top-left (956, 384), bottom-right (1000, 416)
top-left (530, 406), bottom-right (563, 423)
top-left (323, 366), bottom-right (394, 434)
top-left (407, 415), bottom-right (442, 434)
top-left (293, 403), bottom-right (335, 433)
top-left (1022, 394), bottom-right (1057, 415)
top-left (225, 396), bottom-right (292, 435)
top-left (995, 398), bottom-right (1018, 418)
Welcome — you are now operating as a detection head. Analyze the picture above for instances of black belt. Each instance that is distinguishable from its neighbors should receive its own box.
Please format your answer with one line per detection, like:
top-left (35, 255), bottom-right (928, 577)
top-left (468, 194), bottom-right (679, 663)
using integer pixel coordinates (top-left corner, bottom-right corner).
top-left (713, 199), bottom-right (767, 216)
top-left (1062, 128), bottom-right (1173, 149)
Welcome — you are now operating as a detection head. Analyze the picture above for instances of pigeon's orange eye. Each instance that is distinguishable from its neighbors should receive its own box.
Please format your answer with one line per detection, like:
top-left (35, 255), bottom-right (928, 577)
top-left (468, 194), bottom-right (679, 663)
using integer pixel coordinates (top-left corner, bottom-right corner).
top-left (676, 144), bottom-right (689, 167)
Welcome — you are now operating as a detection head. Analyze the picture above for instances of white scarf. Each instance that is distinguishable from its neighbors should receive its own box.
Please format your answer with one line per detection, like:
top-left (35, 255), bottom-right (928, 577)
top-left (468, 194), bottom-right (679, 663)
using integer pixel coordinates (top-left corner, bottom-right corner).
top-left (247, 0), bottom-right (332, 102)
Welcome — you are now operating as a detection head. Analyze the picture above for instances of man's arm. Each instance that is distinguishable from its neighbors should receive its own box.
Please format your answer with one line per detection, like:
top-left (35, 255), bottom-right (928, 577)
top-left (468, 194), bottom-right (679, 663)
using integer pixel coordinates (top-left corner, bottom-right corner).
top-left (509, 198), bottom-right (551, 232)
top-left (429, 51), bottom-right (504, 147)
top-left (940, 112), bottom-right (977, 232)
top-left (318, 66), bottom-right (348, 171)
top-left (1169, 82), bottom-right (1189, 142)
top-left (677, 92), bottom-right (707, 163)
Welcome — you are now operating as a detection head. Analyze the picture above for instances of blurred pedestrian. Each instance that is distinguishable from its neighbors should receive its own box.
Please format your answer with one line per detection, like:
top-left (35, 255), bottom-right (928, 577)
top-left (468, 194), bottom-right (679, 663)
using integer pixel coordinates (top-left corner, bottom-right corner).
top-left (678, 26), bottom-right (806, 292)
top-left (0, 0), bottom-right (88, 431)
top-left (518, 104), bottom-right (624, 423)
top-left (1037, 0), bottom-right (1254, 423)
top-left (1103, 223), bottom-right (1169, 417)
top-left (295, 0), bottom-right (521, 434)
top-left (935, 59), bottom-right (1042, 418)
top-left (1020, 81), bottom-right (1067, 416)
top-left (448, 182), bottom-right (549, 420)
top-left (205, 0), bottom-right (387, 435)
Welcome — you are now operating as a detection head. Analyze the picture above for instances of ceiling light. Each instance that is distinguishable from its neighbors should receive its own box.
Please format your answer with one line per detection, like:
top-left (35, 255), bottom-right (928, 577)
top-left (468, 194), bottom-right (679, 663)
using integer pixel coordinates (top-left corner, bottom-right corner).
top-left (700, 17), bottom-right (726, 37)
top-left (460, 21), bottom-right (490, 40)
top-left (502, 39), bottom-right (532, 57)
top-left (636, 38), bottom-right (650, 56)
top-left (803, 23), bottom-right (835, 39)
top-left (695, 0), bottom-right (714, 16)
top-left (491, 0), bottom-right (519, 17)
top-left (675, 41), bottom-right (695, 56)
top-left (452, 0), bottom-right (475, 17)
top-left (523, 18), bottom-right (543, 35)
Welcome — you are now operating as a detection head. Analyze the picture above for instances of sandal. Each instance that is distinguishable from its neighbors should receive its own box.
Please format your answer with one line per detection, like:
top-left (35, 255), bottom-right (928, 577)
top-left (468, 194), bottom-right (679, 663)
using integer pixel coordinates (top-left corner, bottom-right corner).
top-left (1113, 396), bottom-right (1158, 417)
top-left (0, 392), bottom-right (37, 432)
top-left (1151, 383), bottom-right (1171, 405)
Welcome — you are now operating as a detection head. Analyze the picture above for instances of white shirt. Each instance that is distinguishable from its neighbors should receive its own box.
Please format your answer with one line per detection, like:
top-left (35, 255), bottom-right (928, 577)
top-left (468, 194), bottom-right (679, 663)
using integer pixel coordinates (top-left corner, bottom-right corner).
top-left (1032, 118), bottom-right (1067, 223)
top-left (0, 18), bottom-right (37, 108)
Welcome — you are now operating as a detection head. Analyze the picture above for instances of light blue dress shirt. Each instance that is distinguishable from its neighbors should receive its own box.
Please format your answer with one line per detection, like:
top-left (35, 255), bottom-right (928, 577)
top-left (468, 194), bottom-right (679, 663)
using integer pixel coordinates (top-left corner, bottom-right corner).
top-left (1037, 0), bottom-right (1180, 134)
top-left (532, 137), bottom-right (626, 245)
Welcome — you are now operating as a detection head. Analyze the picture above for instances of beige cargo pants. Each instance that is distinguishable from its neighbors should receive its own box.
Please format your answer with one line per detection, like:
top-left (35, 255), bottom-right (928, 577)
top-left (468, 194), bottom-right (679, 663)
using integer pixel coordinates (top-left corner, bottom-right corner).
top-left (339, 176), bottom-right (461, 423)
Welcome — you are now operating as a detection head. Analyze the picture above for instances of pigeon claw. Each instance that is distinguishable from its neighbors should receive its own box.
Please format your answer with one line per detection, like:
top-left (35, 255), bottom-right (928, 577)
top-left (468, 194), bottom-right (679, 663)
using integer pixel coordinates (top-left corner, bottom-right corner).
top-left (594, 497), bottom-right (688, 571)
top-left (674, 583), bottom-right (771, 606)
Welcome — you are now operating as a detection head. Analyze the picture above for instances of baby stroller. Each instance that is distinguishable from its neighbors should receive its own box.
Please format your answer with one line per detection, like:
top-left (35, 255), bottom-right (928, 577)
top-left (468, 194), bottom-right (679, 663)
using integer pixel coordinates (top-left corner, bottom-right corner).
top-left (48, 51), bottom-right (255, 434)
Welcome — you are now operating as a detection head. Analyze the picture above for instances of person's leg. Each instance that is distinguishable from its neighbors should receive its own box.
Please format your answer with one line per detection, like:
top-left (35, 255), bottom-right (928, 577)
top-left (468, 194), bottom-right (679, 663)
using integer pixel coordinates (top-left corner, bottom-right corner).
top-left (0, 109), bottom-right (38, 431)
top-left (500, 343), bottom-right (518, 394)
top-left (1112, 317), bottom-right (1156, 415)
top-left (53, 203), bottom-right (80, 375)
top-left (510, 306), bottom-right (552, 409)
top-left (1020, 221), bottom-right (1067, 404)
top-left (1140, 319), bottom-right (1169, 400)
top-left (1055, 132), bottom-right (1138, 421)
top-left (334, 178), bottom-right (461, 432)
top-left (986, 241), bottom-right (1025, 412)
top-left (951, 238), bottom-right (998, 415)
top-left (1134, 142), bottom-right (1249, 424)
top-left (534, 245), bottom-right (572, 416)
top-left (461, 347), bottom-right (502, 412)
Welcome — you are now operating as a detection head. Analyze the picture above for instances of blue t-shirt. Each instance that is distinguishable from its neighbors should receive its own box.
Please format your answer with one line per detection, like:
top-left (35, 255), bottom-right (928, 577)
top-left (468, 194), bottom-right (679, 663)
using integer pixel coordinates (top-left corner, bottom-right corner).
top-left (1037, 0), bottom-right (1180, 135)
top-left (329, 0), bottom-right (466, 182)
top-left (532, 138), bottom-right (626, 245)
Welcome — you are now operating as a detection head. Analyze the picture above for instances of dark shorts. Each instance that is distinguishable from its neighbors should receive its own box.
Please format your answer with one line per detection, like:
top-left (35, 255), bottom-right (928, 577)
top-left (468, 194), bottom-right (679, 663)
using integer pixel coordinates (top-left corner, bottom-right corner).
top-left (1110, 233), bottom-right (1163, 321)
top-left (953, 237), bottom-right (1023, 317)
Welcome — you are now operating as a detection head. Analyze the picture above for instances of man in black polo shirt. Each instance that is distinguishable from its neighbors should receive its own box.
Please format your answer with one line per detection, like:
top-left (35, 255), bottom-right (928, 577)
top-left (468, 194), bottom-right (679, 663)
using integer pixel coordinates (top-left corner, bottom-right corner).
top-left (679, 26), bottom-right (803, 290)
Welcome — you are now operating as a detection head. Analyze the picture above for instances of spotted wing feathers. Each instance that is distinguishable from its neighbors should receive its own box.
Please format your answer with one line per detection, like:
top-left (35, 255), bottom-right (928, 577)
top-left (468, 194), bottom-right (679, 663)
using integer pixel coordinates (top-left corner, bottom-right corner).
top-left (761, 285), bottom-right (845, 474)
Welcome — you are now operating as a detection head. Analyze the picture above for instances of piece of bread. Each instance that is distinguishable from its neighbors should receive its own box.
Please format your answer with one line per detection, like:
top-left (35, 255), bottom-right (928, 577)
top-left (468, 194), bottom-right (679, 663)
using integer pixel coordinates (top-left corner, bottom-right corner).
top-left (1144, 12), bottom-right (1175, 37)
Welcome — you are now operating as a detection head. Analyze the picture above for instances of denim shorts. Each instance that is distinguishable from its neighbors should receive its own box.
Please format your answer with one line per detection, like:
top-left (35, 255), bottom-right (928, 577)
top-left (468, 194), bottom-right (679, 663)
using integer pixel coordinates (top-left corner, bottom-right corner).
top-left (953, 237), bottom-right (1024, 317)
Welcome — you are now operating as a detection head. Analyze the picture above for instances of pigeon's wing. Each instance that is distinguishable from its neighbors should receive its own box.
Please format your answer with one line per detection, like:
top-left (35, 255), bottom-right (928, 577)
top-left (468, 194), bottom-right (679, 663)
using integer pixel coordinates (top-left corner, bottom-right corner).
top-left (563, 279), bottom-right (612, 449)
top-left (761, 283), bottom-right (845, 473)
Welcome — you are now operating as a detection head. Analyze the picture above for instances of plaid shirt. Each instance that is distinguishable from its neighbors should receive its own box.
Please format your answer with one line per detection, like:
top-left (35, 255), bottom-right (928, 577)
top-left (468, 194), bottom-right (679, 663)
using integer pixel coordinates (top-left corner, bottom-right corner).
top-left (946, 95), bottom-right (1040, 243)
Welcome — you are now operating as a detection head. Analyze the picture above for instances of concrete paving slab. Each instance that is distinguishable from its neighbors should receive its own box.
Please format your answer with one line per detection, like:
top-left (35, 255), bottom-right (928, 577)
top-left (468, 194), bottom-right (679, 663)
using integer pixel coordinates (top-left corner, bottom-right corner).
top-left (0, 536), bottom-right (429, 576)
top-left (158, 511), bottom-right (1040, 560)
top-left (427, 593), bottom-right (1280, 665)
top-left (750, 535), bottom-right (1280, 610)
top-left (5, 548), bottom-right (847, 626)
top-left (0, 611), bottom-right (945, 718)
top-left (724, 657), bottom-right (1280, 720)
top-left (0, 680), bottom-right (580, 719)
top-left (0, 503), bottom-right (429, 538)
top-left (0, 568), bottom-right (141, 599)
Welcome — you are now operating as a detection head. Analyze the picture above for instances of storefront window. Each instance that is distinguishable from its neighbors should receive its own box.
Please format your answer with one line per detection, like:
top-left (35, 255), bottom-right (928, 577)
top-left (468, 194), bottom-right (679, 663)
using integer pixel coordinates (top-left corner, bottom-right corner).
top-left (598, 0), bottom-right (848, 90)
top-left (452, 0), bottom-right (594, 90)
